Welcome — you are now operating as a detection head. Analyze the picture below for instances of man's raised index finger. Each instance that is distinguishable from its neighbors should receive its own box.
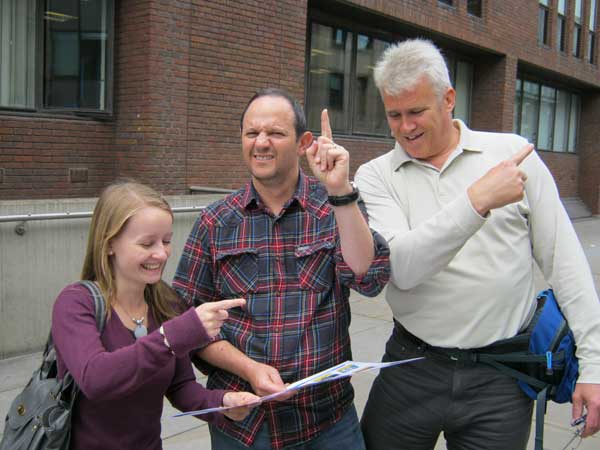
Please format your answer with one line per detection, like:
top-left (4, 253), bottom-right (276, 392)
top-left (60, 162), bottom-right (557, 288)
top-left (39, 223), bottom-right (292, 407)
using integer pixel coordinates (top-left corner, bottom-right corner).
top-left (511, 144), bottom-right (534, 166)
top-left (209, 298), bottom-right (246, 311)
top-left (321, 109), bottom-right (333, 140)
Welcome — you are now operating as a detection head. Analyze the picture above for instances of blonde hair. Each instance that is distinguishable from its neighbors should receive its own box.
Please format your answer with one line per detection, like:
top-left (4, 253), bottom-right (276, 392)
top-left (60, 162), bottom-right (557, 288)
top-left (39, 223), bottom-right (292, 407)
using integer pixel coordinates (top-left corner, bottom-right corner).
top-left (374, 38), bottom-right (452, 99)
top-left (81, 180), bottom-right (180, 324)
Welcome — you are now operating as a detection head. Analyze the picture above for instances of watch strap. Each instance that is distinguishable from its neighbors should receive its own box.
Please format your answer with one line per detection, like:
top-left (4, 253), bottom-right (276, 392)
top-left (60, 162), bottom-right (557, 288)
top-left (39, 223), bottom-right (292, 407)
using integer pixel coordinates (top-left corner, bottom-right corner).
top-left (327, 183), bottom-right (360, 206)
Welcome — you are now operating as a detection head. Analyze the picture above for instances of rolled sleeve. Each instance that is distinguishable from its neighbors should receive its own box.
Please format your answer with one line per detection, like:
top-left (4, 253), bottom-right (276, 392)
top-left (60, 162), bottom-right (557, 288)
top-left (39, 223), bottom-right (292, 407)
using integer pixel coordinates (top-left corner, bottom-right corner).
top-left (335, 229), bottom-right (390, 297)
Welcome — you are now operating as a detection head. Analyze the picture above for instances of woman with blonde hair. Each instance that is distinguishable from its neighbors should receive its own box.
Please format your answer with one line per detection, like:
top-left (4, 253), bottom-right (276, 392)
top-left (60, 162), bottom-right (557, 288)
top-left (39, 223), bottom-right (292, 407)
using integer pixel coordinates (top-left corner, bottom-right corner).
top-left (51, 180), bottom-right (259, 450)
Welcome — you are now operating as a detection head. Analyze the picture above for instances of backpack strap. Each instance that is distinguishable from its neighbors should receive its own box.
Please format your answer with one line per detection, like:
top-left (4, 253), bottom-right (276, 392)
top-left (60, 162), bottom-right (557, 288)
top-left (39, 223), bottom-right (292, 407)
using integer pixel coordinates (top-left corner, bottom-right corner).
top-left (534, 387), bottom-right (548, 450)
top-left (477, 353), bottom-right (548, 391)
top-left (478, 353), bottom-right (550, 450)
top-left (41, 282), bottom-right (106, 378)
top-left (77, 280), bottom-right (107, 333)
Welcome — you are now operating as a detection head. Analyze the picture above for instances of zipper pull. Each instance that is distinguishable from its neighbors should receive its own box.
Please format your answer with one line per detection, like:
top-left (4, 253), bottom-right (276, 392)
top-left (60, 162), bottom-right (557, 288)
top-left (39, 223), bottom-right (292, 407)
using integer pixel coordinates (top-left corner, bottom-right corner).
top-left (545, 351), bottom-right (554, 376)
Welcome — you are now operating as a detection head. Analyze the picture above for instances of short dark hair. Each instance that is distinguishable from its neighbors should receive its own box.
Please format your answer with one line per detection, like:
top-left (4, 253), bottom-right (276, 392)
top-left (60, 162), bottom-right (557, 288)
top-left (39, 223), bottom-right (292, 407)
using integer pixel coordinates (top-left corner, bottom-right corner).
top-left (240, 88), bottom-right (307, 140)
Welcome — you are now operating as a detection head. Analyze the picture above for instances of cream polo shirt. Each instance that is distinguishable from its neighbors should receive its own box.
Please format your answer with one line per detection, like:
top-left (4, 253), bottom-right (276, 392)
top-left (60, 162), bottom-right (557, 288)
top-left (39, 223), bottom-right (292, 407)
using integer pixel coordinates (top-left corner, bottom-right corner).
top-left (355, 120), bottom-right (600, 383)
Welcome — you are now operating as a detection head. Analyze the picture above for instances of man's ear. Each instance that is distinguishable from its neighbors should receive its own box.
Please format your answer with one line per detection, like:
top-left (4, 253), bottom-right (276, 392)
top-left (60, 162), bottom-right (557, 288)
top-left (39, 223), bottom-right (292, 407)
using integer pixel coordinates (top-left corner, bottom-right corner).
top-left (297, 131), bottom-right (314, 156)
top-left (444, 87), bottom-right (456, 113)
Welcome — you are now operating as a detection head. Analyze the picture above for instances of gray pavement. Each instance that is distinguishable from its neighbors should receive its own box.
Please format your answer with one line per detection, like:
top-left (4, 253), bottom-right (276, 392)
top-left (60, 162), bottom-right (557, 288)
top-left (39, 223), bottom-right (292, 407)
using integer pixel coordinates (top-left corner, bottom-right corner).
top-left (1, 216), bottom-right (599, 449)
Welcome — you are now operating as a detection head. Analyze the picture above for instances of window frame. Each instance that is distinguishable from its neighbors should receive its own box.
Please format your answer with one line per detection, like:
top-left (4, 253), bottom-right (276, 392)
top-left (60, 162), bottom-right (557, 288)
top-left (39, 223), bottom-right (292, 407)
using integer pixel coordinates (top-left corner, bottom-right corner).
top-left (573, 24), bottom-right (583, 57)
top-left (0, 0), bottom-right (115, 117)
top-left (538, 3), bottom-right (550, 46)
top-left (573, 0), bottom-right (583, 57)
top-left (557, 0), bottom-right (568, 52)
top-left (467, 0), bottom-right (483, 18)
top-left (305, 20), bottom-right (393, 138)
top-left (305, 9), bottom-right (475, 138)
top-left (514, 76), bottom-right (581, 153)
top-left (589, 0), bottom-right (598, 63)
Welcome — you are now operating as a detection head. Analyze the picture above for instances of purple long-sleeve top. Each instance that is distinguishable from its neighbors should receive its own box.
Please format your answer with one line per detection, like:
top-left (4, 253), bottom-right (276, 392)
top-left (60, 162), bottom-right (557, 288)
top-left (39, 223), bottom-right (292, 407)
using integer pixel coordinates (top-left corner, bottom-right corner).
top-left (51, 283), bottom-right (226, 450)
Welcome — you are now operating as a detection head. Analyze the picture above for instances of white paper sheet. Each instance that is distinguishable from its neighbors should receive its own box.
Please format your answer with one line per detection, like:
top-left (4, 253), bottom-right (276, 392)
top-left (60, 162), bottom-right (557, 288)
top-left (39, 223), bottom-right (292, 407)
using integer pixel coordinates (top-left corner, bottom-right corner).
top-left (173, 356), bottom-right (424, 417)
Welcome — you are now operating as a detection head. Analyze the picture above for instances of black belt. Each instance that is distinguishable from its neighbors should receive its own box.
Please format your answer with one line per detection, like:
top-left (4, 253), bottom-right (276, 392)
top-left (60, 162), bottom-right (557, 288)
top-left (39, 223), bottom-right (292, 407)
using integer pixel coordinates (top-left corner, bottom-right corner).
top-left (393, 320), bottom-right (526, 366)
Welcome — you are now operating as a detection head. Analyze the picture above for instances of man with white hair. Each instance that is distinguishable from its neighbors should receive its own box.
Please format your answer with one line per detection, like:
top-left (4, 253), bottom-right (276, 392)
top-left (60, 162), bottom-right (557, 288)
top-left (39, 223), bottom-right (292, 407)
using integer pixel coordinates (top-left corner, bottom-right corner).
top-left (355, 38), bottom-right (600, 449)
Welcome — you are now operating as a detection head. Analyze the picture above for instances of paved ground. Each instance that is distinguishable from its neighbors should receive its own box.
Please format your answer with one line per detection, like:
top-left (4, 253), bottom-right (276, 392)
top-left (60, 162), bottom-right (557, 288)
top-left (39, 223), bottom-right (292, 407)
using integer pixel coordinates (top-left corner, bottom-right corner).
top-left (1, 216), bottom-right (599, 449)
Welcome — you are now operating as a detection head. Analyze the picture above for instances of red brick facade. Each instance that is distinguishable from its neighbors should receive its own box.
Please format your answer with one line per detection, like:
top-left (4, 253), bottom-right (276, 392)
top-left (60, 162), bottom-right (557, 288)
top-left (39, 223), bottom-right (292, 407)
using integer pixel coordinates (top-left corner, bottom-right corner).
top-left (1, 0), bottom-right (599, 213)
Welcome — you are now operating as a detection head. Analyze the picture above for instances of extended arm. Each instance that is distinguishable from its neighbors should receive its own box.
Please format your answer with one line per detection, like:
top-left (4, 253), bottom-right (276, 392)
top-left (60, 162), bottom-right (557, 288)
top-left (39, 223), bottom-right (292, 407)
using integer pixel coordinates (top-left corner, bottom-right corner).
top-left (52, 285), bottom-right (211, 401)
top-left (197, 340), bottom-right (295, 400)
top-left (525, 151), bottom-right (600, 436)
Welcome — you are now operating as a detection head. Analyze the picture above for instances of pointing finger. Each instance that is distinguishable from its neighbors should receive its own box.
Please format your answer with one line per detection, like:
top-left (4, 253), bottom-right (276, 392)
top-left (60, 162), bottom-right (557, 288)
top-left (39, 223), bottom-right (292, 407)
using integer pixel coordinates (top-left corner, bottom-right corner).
top-left (205, 298), bottom-right (246, 312)
top-left (511, 144), bottom-right (534, 166)
top-left (321, 109), bottom-right (333, 140)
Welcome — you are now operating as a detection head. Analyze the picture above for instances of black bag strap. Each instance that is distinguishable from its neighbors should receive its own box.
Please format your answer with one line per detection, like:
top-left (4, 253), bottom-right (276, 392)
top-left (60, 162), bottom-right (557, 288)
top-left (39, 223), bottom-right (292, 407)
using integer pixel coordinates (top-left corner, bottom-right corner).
top-left (534, 387), bottom-right (548, 450)
top-left (41, 281), bottom-right (107, 380)
top-left (40, 280), bottom-right (106, 379)
top-left (477, 354), bottom-right (549, 390)
top-left (77, 280), bottom-right (107, 332)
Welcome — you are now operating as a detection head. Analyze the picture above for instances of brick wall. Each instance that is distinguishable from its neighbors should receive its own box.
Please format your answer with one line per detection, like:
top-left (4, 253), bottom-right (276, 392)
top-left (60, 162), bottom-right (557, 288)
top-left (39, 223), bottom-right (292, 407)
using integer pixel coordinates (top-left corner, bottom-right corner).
top-left (0, 116), bottom-right (115, 200)
top-left (0, 0), bottom-right (598, 211)
top-left (185, 0), bottom-right (309, 190)
top-left (579, 95), bottom-right (600, 213)
top-left (113, 0), bottom-right (190, 194)
top-left (470, 55), bottom-right (518, 133)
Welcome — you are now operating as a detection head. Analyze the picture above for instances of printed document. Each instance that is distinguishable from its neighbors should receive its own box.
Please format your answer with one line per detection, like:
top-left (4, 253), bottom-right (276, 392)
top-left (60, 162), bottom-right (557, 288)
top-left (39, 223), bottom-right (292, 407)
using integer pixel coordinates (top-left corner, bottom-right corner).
top-left (173, 357), bottom-right (424, 417)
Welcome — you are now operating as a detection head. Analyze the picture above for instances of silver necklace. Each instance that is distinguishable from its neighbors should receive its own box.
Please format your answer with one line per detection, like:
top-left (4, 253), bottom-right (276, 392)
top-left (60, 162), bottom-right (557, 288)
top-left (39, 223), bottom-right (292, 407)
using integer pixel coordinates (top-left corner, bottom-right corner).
top-left (119, 302), bottom-right (148, 339)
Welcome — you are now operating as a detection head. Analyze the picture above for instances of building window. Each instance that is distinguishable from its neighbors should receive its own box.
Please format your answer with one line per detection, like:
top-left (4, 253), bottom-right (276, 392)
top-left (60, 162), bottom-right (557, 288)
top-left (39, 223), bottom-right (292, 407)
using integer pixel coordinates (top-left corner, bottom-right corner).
top-left (467, 0), bottom-right (482, 17)
top-left (589, 0), bottom-right (597, 63)
top-left (538, 0), bottom-right (550, 46)
top-left (307, 24), bottom-right (473, 135)
top-left (307, 22), bottom-right (389, 136)
top-left (438, 0), bottom-right (453, 6)
top-left (574, 26), bottom-right (583, 56)
top-left (0, 0), bottom-right (37, 108)
top-left (514, 78), bottom-right (580, 153)
top-left (447, 57), bottom-right (473, 125)
top-left (557, 0), bottom-right (567, 52)
top-left (574, 0), bottom-right (583, 57)
top-left (0, 0), bottom-right (114, 113)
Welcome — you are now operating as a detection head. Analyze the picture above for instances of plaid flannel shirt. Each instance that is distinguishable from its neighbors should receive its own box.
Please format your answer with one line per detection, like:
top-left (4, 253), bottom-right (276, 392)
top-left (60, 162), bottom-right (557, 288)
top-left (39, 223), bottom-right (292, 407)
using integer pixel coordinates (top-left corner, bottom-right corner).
top-left (173, 171), bottom-right (390, 449)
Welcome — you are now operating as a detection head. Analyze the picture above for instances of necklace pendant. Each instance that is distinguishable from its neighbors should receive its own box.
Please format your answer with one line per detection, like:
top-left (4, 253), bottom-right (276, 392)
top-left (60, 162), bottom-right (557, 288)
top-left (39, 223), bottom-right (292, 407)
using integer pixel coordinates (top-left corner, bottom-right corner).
top-left (134, 324), bottom-right (148, 339)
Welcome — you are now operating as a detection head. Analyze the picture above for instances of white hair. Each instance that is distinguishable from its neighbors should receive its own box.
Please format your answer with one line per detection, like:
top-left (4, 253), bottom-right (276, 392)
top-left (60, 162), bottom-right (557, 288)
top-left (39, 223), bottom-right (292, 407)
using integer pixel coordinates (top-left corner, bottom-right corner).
top-left (374, 39), bottom-right (452, 98)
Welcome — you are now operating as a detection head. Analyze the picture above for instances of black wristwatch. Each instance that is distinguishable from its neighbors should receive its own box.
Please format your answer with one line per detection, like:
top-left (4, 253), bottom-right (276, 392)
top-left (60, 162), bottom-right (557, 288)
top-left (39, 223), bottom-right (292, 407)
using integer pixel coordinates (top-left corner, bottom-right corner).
top-left (327, 182), bottom-right (360, 206)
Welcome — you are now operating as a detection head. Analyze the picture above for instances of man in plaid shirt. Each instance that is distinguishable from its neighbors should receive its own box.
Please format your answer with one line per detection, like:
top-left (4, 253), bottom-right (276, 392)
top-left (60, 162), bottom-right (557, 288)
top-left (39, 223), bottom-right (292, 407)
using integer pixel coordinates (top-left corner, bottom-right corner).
top-left (173, 88), bottom-right (390, 449)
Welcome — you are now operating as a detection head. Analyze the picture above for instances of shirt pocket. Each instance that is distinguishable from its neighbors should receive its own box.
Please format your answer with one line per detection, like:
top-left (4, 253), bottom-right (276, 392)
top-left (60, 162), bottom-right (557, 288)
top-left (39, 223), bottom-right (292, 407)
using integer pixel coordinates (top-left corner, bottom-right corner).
top-left (215, 247), bottom-right (258, 296)
top-left (295, 239), bottom-right (335, 292)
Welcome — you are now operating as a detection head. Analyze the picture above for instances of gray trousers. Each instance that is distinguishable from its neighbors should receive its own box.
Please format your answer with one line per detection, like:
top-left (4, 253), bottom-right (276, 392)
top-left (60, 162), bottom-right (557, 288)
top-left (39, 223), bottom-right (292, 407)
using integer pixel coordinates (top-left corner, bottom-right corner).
top-left (361, 325), bottom-right (534, 450)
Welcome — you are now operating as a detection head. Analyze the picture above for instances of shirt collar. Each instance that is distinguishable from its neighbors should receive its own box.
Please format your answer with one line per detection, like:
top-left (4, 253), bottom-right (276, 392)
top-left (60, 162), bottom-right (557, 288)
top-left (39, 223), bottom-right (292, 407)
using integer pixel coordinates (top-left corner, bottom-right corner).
top-left (241, 170), bottom-right (309, 211)
top-left (391, 119), bottom-right (483, 172)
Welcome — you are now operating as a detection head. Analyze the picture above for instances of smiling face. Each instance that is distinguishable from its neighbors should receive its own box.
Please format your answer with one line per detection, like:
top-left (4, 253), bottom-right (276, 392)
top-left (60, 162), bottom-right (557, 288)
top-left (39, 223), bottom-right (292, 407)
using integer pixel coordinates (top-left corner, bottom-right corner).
top-left (382, 76), bottom-right (458, 168)
top-left (109, 206), bottom-right (173, 293)
top-left (241, 95), bottom-right (311, 191)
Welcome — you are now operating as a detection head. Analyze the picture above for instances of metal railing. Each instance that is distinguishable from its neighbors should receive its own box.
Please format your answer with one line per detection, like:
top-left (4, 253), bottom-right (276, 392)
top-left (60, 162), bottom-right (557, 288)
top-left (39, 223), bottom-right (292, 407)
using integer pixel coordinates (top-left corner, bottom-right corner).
top-left (0, 206), bottom-right (207, 235)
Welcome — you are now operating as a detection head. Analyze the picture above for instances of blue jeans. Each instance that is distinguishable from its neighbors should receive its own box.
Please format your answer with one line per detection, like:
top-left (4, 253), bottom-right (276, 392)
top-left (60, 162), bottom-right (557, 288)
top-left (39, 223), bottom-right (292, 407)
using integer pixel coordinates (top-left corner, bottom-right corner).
top-left (210, 404), bottom-right (366, 450)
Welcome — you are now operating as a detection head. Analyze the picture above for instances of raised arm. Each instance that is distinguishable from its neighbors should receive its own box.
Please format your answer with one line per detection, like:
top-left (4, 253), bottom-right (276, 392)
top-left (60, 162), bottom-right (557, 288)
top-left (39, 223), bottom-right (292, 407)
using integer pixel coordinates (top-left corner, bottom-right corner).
top-left (305, 109), bottom-right (374, 276)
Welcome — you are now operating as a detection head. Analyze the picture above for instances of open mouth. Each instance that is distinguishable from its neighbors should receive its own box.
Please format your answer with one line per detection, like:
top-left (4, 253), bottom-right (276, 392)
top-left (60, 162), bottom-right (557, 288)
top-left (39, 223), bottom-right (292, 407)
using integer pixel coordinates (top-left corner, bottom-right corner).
top-left (141, 263), bottom-right (161, 271)
top-left (405, 132), bottom-right (424, 142)
top-left (254, 154), bottom-right (274, 161)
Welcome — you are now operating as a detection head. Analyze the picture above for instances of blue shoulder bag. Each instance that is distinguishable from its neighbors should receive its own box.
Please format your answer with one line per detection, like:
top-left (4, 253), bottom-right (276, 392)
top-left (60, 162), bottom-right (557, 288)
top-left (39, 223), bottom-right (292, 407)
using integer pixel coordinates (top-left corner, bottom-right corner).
top-left (477, 289), bottom-right (579, 450)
